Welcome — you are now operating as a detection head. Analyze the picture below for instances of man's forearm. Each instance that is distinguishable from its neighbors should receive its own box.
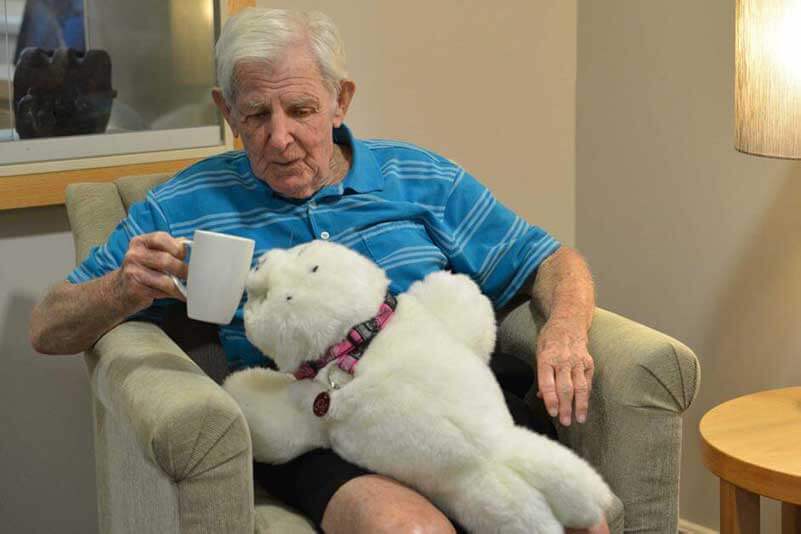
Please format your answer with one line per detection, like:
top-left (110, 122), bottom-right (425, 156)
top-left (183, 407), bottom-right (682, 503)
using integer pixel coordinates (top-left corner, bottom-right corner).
top-left (29, 271), bottom-right (136, 355)
top-left (530, 247), bottom-right (595, 332)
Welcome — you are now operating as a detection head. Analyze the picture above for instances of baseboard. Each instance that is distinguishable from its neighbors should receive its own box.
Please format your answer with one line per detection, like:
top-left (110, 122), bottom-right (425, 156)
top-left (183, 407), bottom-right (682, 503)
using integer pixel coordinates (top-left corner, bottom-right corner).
top-left (678, 518), bottom-right (718, 534)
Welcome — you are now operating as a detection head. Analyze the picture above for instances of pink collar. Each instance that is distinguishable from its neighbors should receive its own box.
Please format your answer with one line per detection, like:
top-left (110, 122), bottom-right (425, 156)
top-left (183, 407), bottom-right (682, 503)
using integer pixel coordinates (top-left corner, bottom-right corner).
top-left (294, 293), bottom-right (397, 380)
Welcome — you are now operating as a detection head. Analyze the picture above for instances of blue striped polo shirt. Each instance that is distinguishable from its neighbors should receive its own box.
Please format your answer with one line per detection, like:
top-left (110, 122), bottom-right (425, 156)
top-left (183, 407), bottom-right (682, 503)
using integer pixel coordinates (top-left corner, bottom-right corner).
top-left (68, 124), bottom-right (560, 369)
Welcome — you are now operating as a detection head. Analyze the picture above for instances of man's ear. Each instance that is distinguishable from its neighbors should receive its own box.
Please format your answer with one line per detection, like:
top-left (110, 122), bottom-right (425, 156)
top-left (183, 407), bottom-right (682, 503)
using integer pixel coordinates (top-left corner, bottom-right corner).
top-left (212, 88), bottom-right (239, 137)
top-left (332, 80), bottom-right (356, 128)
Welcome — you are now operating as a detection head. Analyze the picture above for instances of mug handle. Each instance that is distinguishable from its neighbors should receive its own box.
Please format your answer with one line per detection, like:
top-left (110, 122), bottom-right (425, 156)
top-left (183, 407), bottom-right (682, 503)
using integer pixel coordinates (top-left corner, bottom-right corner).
top-left (170, 238), bottom-right (193, 299)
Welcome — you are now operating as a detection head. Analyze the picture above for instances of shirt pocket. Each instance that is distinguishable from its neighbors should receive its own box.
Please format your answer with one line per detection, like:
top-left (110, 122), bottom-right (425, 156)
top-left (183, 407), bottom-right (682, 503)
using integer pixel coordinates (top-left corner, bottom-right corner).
top-left (360, 221), bottom-right (449, 291)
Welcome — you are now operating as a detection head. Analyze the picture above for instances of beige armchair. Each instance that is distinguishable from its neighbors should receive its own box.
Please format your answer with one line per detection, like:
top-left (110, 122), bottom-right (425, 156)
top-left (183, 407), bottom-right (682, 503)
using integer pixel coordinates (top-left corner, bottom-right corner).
top-left (65, 173), bottom-right (700, 534)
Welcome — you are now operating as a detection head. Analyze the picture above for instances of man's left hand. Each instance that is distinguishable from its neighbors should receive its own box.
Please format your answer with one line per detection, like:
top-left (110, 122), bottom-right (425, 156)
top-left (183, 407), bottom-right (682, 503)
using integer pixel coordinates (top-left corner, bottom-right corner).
top-left (535, 317), bottom-right (595, 426)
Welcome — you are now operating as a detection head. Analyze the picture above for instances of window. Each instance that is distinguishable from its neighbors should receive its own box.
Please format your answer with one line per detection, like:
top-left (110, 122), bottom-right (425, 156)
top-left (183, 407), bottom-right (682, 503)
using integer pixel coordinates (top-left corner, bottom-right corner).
top-left (1, 0), bottom-right (230, 172)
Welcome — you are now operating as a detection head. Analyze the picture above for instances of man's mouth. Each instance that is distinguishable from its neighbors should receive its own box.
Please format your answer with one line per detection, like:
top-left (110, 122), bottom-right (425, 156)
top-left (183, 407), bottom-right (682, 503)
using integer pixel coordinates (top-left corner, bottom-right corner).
top-left (267, 161), bottom-right (301, 176)
top-left (272, 158), bottom-right (301, 167)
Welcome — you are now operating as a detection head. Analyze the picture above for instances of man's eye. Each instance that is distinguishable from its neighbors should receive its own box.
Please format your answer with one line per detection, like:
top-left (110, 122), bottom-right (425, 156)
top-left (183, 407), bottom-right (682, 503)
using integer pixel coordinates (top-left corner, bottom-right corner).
top-left (293, 108), bottom-right (314, 118)
top-left (248, 111), bottom-right (268, 121)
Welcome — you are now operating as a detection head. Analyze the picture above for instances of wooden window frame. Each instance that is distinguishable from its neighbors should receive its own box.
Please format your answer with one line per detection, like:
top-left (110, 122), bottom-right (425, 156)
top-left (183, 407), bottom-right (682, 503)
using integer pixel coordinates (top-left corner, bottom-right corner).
top-left (0, 0), bottom-right (254, 211)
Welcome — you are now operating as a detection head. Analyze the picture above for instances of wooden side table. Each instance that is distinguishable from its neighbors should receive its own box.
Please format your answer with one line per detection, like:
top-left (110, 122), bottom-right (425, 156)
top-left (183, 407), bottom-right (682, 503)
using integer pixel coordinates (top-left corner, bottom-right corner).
top-left (700, 387), bottom-right (801, 534)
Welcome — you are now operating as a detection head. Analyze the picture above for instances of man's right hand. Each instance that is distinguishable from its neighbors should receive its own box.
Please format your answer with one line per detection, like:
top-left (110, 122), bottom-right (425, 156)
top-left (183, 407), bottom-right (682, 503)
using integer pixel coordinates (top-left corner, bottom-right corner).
top-left (30, 231), bottom-right (191, 355)
top-left (114, 232), bottom-right (190, 312)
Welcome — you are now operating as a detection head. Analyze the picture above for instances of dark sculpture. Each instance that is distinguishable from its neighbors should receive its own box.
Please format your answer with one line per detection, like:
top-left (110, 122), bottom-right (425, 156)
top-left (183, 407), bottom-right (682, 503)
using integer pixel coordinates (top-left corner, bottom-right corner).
top-left (13, 48), bottom-right (117, 139)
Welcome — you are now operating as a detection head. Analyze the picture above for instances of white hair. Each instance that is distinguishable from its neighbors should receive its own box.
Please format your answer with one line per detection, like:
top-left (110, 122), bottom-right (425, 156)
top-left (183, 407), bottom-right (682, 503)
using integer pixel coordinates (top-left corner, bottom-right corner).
top-left (215, 8), bottom-right (348, 104)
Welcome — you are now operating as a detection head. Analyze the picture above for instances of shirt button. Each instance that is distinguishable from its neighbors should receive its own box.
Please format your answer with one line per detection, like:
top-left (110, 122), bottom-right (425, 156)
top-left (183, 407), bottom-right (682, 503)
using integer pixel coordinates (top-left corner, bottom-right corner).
top-left (320, 231), bottom-right (330, 240)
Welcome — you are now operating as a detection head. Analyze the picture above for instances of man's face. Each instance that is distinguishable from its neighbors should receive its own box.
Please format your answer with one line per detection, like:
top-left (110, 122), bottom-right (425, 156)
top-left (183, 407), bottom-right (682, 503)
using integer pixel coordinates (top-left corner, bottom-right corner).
top-left (214, 45), bottom-right (354, 199)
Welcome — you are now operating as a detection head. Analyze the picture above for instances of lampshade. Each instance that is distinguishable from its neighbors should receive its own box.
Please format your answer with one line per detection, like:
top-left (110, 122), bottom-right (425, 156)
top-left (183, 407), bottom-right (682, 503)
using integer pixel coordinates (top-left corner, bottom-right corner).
top-left (736, 0), bottom-right (801, 159)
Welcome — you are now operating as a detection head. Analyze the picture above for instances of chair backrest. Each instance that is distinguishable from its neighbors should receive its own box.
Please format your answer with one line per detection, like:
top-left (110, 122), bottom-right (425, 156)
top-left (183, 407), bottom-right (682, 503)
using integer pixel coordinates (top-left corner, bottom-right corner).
top-left (115, 173), bottom-right (173, 210)
top-left (65, 174), bottom-right (231, 384)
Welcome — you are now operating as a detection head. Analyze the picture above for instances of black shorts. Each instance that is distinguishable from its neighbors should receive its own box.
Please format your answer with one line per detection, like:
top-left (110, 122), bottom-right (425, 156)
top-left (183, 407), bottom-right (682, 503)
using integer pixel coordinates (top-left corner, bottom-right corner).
top-left (253, 351), bottom-right (557, 529)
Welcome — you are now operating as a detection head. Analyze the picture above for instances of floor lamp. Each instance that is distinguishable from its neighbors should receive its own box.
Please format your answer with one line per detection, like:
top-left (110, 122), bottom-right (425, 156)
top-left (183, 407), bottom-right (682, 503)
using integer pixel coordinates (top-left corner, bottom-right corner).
top-left (735, 1), bottom-right (801, 530)
top-left (736, 0), bottom-right (801, 159)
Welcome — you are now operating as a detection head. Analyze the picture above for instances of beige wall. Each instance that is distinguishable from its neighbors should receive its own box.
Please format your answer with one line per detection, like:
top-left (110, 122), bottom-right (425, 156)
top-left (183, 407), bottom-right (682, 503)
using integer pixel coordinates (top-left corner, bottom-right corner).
top-left (257, 0), bottom-right (578, 245)
top-left (577, 1), bottom-right (801, 531)
top-left (0, 206), bottom-right (98, 533)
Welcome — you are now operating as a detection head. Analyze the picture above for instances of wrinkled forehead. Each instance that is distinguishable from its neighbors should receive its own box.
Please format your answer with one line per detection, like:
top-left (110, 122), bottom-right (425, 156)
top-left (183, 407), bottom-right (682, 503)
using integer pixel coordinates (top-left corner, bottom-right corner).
top-left (232, 44), bottom-right (333, 103)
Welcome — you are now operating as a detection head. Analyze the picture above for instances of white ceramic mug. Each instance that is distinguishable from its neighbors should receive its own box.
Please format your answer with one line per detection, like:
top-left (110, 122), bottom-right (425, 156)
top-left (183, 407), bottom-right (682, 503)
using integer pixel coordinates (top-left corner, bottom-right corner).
top-left (170, 230), bottom-right (255, 324)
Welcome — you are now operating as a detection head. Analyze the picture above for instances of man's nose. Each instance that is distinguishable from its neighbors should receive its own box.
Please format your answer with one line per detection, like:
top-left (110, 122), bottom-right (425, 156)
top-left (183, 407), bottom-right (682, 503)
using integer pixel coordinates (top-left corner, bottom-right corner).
top-left (267, 111), bottom-right (292, 152)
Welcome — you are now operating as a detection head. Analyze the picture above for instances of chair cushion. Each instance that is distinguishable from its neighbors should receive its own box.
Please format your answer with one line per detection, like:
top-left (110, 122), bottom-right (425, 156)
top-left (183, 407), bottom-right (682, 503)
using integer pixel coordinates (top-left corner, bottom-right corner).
top-left (251, 476), bottom-right (625, 533)
top-left (254, 485), bottom-right (316, 533)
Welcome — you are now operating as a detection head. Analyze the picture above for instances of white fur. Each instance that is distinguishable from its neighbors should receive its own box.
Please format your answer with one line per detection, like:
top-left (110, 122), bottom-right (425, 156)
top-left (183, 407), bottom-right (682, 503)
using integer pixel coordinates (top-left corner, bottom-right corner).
top-left (224, 240), bottom-right (613, 533)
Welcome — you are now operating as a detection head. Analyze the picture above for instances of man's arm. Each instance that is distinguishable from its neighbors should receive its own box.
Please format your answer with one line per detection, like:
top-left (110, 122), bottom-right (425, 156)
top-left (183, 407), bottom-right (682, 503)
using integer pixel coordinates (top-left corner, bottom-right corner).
top-left (526, 246), bottom-right (595, 427)
top-left (29, 232), bottom-right (188, 355)
top-left (31, 274), bottom-right (139, 355)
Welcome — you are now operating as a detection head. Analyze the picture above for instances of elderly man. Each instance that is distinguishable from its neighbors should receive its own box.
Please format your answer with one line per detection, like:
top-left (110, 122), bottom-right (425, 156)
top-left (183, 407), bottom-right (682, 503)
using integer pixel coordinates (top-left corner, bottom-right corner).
top-left (30, 8), bottom-right (607, 534)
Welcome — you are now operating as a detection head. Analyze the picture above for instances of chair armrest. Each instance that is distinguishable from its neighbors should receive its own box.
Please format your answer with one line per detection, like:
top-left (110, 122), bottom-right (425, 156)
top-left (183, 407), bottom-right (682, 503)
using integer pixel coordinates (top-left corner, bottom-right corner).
top-left (584, 307), bottom-right (700, 413)
top-left (86, 320), bottom-right (253, 482)
top-left (497, 302), bottom-right (701, 531)
top-left (498, 302), bottom-right (700, 415)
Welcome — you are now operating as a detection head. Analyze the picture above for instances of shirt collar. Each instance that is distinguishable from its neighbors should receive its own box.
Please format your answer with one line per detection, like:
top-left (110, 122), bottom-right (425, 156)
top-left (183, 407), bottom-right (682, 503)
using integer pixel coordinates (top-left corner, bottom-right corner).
top-left (316, 124), bottom-right (383, 200)
top-left (336, 124), bottom-right (383, 194)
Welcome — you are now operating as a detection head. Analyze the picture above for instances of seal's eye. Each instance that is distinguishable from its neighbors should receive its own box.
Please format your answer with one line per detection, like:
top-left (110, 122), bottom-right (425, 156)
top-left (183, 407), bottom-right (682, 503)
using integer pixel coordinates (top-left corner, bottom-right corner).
top-left (286, 295), bottom-right (293, 302)
top-left (311, 265), bottom-right (319, 273)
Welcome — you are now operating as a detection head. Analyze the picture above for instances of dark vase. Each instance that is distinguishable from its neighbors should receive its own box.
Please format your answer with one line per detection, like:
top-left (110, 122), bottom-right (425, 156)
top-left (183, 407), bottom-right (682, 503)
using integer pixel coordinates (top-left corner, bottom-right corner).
top-left (13, 48), bottom-right (117, 139)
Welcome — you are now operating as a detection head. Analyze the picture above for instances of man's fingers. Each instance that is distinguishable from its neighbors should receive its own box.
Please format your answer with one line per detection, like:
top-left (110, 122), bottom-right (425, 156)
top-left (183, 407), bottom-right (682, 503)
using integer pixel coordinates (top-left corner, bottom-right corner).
top-left (537, 362), bottom-right (559, 418)
top-left (136, 232), bottom-right (187, 259)
top-left (139, 250), bottom-right (189, 279)
top-left (557, 365), bottom-right (574, 426)
top-left (584, 363), bottom-right (594, 398)
top-left (572, 365), bottom-right (590, 424)
top-left (128, 233), bottom-right (189, 279)
top-left (129, 264), bottom-right (185, 301)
